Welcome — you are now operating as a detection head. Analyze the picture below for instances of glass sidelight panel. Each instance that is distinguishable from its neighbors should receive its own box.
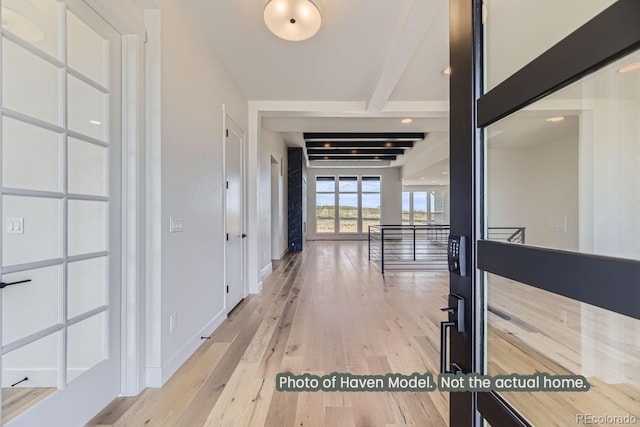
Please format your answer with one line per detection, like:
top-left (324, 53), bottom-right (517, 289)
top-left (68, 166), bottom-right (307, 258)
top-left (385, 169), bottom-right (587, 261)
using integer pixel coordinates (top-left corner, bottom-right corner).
top-left (2, 37), bottom-right (61, 125)
top-left (315, 177), bottom-right (335, 233)
top-left (486, 273), bottom-right (640, 426)
top-left (67, 75), bottom-right (107, 141)
top-left (67, 11), bottom-right (107, 87)
top-left (485, 48), bottom-right (640, 261)
top-left (67, 257), bottom-right (107, 319)
top-left (484, 0), bottom-right (616, 91)
top-left (2, 333), bottom-right (59, 389)
top-left (2, 196), bottom-right (62, 266)
top-left (1, 0), bottom-right (60, 58)
top-left (68, 138), bottom-right (107, 197)
top-left (2, 117), bottom-right (62, 192)
top-left (67, 200), bottom-right (107, 256)
top-left (67, 311), bottom-right (107, 383)
top-left (2, 332), bottom-right (59, 423)
top-left (1, 266), bottom-right (61, 345)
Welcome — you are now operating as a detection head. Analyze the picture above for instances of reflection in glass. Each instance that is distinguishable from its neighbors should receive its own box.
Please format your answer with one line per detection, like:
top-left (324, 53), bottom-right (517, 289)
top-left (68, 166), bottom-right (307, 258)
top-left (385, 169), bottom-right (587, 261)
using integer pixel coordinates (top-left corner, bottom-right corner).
top-left (67, 75), bottom-right (107, 141)
top-left (486, 49), bottom-right (640, 261)
top-left (3, 196), bottom-right (62, 267)
top-left (67, 11), bottom-right (107, 86)
top-left (316, 193), bottom-right (334, 233)
top-left (1, 266), bottom-right (61, 345)
top-left (2, 38), bottom-right (61, 125)
top-left (67, 257), bottom-right (107, 319)
top-left (68, 138), bottom-right (108, 197)
top-left (67, 312), bottom-right (107, 383)
top-left (487, 273), bottom-right (640, 426)
top-left (67, 200), bottom-right (107, 256)
top-left (2, 117), bottom-right (62, 192)
top-left (484, 0), bottom-right (616, 91)
top-left (2, 333), bottom-right (59, 423)
top-left (1, 0), bottom-right (60, 58)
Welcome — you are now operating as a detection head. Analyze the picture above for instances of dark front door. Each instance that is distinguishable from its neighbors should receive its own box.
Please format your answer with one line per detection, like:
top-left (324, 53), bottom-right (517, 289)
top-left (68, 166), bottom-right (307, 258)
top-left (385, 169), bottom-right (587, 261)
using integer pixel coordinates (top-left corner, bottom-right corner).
top-left (448, 0), bottom-right (640, 425)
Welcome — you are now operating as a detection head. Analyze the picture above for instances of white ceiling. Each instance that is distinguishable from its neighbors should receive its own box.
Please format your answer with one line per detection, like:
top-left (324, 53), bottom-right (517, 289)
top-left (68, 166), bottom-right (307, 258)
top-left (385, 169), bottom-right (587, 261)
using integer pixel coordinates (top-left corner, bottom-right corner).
top-left (183, 0), bottom-right (449, 103)
top-left (182, 0), bottom-right (450, 176)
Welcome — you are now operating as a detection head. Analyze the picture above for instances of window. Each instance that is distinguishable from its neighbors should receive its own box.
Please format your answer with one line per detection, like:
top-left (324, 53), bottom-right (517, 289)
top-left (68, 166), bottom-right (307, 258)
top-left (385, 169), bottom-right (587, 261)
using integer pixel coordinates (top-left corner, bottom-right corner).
top-left (402, 190), bottom-right (447, 225)
top-left (315, 175), bottom-right (382, 234)
top-left (339, 176), bottom-right (358, 233)
top-left (361, 176), bottom-right (381, 231)
top-left (315, 177), bottom-right (335, 233)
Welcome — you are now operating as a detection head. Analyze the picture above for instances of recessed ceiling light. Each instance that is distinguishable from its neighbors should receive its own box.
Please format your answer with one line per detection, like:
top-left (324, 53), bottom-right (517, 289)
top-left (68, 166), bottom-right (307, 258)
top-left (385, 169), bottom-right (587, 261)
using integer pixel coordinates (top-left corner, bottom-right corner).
top-left (442, 67), bottom-right (452, 76)
top-left (618, 63), bottom-right (640, 73)
top-left (546, 116), bottom-right (565, 123)
top-left (351, 149), bottom-right (358, 154)
top-left (420, 177), bottom-right (425, 180)
top-left (89, 120), bottom-right (102, 125)
top-left (442, 172), bottom-right (448, 175)
top-left (323, 143), bottom-right (331, 148)
top-left (374, 156), bottom-right (380, 160)
top-left (432, 180), bottom-right (436, 183)
top-left (323, 156), bottom-right (329, 160)
top-left (385, 142), bottom-right (393, 147)
top-left (401, 118), bottom-right (413, 124)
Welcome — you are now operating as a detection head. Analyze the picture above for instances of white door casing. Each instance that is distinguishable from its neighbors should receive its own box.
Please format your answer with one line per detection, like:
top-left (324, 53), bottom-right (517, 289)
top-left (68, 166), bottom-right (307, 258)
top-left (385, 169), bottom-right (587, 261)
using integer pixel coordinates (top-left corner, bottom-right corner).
top-left (224, 116), bottom-right (245, 313)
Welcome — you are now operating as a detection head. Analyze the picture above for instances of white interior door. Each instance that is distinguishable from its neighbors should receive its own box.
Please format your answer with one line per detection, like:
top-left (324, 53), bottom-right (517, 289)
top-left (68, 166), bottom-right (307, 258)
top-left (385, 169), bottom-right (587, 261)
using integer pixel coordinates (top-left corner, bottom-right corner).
top-left (225, 118), bottom-right (245, 313)
top-left (0, 0), bottom-right (121, 425)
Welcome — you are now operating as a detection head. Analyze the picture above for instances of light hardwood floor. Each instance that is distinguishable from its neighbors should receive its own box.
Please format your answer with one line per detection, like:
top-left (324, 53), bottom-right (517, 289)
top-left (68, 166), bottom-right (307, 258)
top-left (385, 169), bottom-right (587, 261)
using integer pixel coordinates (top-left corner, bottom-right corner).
top-left (88, 241), bottom-right (450, 427)
top-left (1, 387), bottom-right (56, 425)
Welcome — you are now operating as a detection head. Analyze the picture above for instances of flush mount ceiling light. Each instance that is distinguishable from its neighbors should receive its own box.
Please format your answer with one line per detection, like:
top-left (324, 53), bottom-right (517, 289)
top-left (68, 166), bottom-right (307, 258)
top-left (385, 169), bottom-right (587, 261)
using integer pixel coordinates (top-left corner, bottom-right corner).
top-left (546, 116), bottom-right (565, 123)
top-left (401, 118), bottom-right (413, 124)
top-left (264, 0), bottom-right (321, 42)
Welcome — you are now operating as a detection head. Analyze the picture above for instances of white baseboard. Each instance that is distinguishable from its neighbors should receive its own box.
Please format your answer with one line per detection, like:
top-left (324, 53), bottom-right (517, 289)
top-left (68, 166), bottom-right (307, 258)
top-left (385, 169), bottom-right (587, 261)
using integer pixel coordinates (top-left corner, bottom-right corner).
top-left (145, 367), bottom-right (162, 388)
top-left (160, 308), bottom-right (226, 386)
top-left (260, 262), bottom-right (272, 281)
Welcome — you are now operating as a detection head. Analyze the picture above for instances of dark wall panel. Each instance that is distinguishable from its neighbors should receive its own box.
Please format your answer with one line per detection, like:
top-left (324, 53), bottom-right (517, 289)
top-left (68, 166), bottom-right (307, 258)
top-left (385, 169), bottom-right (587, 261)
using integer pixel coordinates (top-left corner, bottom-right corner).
top-left (288, 148), bottom-right (304, 251)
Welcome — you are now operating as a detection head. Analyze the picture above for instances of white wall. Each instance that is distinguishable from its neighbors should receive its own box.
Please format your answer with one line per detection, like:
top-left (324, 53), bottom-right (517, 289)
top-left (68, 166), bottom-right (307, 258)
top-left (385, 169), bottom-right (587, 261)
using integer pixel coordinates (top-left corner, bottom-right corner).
top-left (580, 99), bottom-right (640, 260)
top-left (257, 129), bottom-right (288, 276)
top-left (487, 134), bottom-right (579, 251)
top-left (152, 0), bottom-right (248, 384)
top-left (306, 167), bottom-right (402, 240)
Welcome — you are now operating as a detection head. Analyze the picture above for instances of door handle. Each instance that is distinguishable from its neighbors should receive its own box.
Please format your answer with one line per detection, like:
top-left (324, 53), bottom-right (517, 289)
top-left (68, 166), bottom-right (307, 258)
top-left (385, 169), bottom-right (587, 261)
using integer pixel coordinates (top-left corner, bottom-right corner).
top-left (440, 320), bottom-right (456, 373)
top-left (0, 279), bottom-right (31, 289)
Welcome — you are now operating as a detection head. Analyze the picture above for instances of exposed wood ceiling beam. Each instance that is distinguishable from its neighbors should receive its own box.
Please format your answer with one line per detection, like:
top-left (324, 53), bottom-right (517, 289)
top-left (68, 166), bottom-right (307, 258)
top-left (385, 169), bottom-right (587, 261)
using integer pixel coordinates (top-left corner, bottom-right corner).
top-left (306, 141), bottom-right (415, 148)
top-left (304, 132), bottom-right (425, 141)
top-left (307, 148), bottom-right (406, 155)
top-left (367, 0), bottom-right (444, 112)
top-left (309, 155), bottom-right (397, 161)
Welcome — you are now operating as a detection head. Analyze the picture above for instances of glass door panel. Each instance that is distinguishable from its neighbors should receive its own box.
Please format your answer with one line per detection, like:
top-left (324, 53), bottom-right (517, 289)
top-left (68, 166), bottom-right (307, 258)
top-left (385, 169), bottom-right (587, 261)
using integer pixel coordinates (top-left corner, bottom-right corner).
top-left (0, 0), bottom-right (120, 424)
top-left (477, 1), bottom-right (640, 425)
top-left (486, 49), bottom-right (640, 261)
top-left (487, 273), bottom-right (640, 425)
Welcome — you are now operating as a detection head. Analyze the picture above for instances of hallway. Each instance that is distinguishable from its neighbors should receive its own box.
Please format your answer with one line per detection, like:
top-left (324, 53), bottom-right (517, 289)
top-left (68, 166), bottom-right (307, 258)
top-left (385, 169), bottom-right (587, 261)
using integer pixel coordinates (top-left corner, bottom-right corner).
top-left (90, 241), bottom-right (449, 426)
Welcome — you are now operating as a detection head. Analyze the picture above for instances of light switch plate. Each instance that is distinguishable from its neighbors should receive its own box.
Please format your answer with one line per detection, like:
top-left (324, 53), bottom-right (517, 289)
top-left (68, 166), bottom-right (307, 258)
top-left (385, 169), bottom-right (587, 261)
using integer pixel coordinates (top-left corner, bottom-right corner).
top-left (6, 218), bottom-right (24, 234)
top-left (169, 217), bottom-right (183, 233)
